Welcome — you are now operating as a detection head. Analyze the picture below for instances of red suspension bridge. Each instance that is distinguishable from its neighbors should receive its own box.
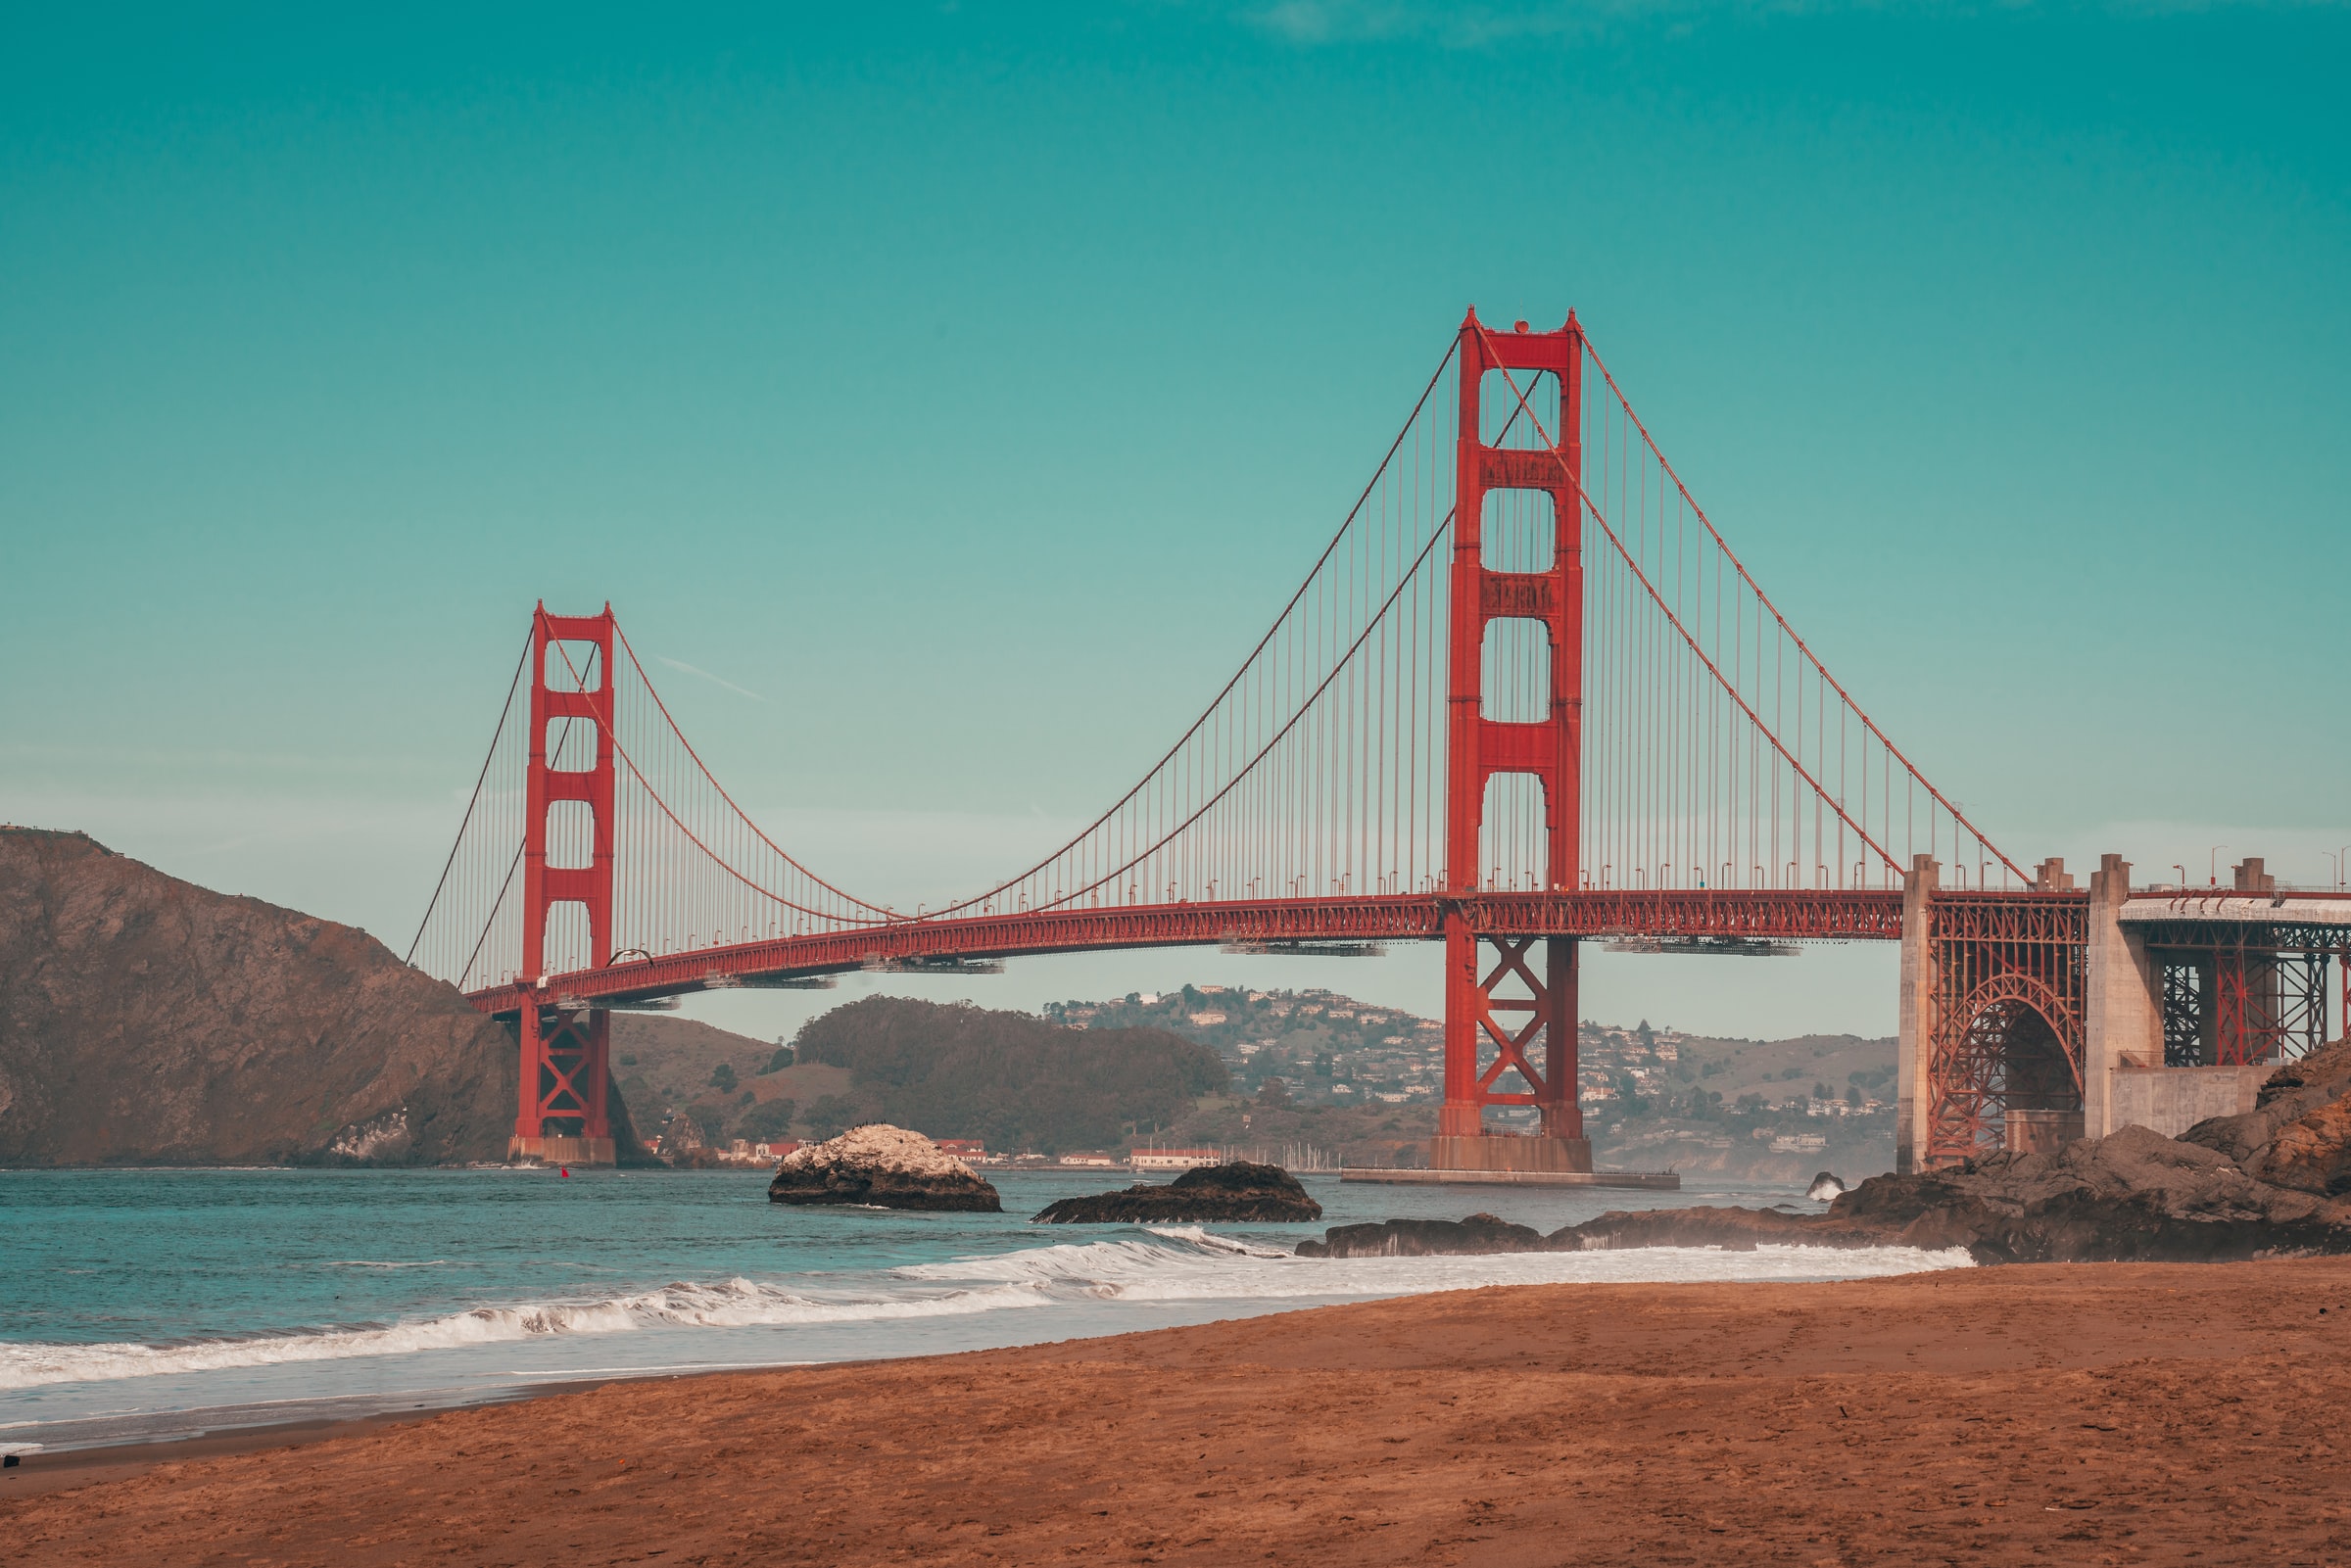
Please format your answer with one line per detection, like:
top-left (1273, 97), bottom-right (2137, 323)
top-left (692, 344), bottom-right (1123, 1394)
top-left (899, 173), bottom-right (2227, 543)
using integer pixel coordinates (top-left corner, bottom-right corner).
top-left (409, 310), bottom-right (2350, 1174)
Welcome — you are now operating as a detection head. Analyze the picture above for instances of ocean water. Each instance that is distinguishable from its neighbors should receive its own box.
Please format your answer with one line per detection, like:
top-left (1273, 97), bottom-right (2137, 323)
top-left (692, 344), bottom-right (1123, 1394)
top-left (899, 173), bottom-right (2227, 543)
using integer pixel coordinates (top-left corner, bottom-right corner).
top-left (0, 1166), bottom-right (1967, 1451)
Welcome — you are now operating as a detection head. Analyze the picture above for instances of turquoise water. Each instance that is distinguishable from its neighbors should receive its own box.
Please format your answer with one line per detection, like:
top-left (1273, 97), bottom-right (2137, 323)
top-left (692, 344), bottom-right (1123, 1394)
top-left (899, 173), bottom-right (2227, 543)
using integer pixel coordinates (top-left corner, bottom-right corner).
top-left (0, 1166), bottom-right (1965, 1451)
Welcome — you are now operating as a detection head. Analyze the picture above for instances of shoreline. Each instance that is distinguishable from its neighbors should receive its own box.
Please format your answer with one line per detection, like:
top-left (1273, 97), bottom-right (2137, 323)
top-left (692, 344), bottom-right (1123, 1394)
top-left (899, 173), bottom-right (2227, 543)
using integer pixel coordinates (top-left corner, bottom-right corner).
top-left (11, 1259), bottom-right (2351, 1563)
top-left (0, 1368), bottom-right (751, 1498)
top-left (2, 1233), bottom-right (1952, 1456)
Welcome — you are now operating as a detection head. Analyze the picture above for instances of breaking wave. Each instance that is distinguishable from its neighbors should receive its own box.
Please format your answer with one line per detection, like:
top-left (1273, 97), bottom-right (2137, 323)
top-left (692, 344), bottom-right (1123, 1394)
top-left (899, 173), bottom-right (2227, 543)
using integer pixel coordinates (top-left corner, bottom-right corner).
top-left (900, 1226), bottom-right (1972, 1304)
top-left (0, 1276), bottom-right (1046, 1390)
top-left (0, 1228), bottom-right (1967, 1391)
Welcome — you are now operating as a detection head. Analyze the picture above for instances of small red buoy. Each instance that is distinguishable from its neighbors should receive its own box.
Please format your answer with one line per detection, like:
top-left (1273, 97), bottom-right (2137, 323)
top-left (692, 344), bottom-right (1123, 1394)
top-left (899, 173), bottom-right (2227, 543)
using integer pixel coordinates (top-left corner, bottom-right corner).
top-left (560, 1166), bottom-right (571, 1178)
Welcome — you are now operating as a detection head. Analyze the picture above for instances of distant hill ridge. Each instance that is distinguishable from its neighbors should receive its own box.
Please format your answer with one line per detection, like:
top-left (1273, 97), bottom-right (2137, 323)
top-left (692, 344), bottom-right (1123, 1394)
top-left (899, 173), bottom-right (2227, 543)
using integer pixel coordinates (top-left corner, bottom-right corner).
top-left (789, 995), bottom-right (1226, 1154)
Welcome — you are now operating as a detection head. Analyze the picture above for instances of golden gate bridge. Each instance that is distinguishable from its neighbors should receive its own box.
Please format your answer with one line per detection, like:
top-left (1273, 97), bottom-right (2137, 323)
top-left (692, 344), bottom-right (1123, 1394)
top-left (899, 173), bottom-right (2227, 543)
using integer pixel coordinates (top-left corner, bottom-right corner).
top-left (408, 310), bottom-right (2351, 1175)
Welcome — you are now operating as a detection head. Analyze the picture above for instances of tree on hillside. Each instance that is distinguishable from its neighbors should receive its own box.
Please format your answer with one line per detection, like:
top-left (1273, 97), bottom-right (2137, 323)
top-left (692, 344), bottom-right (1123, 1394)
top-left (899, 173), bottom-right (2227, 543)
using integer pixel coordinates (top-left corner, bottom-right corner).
top-left (739, 1098), bottom-right (796, 1142)
top-left (803, 1095), bottom-right (863, 1140)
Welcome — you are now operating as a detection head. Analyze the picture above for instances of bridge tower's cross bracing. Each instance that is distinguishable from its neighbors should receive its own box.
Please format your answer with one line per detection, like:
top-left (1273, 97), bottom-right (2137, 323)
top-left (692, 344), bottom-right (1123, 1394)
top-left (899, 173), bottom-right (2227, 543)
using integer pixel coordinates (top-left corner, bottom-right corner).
top-left (513, 602), bottom-right (618, 1165)
top-left (1436, 309), bottom-right (1592, 1174)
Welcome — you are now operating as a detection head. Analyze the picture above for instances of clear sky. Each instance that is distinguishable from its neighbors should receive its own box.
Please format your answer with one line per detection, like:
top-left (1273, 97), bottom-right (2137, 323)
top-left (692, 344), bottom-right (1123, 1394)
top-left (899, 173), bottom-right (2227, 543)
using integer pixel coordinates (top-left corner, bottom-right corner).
top-left (4, 3), bottom-right (2345, 1041)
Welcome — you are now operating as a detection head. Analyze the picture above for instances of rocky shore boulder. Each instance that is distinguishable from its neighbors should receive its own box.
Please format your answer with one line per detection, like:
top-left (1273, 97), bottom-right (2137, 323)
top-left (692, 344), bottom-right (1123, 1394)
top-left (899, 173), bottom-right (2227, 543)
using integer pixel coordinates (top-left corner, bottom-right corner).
top-left (1033, 1161), bottom-right (1321, 1223)
top-left (1553, 1124), bottom-right (2351, 1263)
top-left (1551, 1204), bottom-right (1883, 1253)
top-left (1290, 1041), bottom-right (2351, 1264)
top-left (1296, 1212), bottom-right (1543, 1258)
top-left (1822, 1124), bottom-right (2351, 1262)
top-left (767, 1124), bottom-right (1002, 1212)
top-left (2179, 1038), bottom-right (2351, 1195)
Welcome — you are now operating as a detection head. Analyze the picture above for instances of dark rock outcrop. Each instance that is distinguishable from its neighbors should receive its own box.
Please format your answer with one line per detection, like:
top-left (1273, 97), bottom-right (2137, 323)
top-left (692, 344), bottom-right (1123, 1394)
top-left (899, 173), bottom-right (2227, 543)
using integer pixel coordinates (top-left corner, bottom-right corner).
top-left (0, 828), bottom-right (575, 1166)
top-left (1296, 1212), bottom-right (1541, 1258)
top-left (768, 1124), bottom-right (1002, 1211)
top-left (1291, 1043), bottom-right (2351, 1264)
top-left (2180, 1037), bottom-right (2351, 1195)
top-left (1550, 1125), bottom-right (2351, 1262)
top-left (1550, 1204), bottom-right (1886, 1253)
top-left (1821, 1125), bottom-right (2350, 1262)
top-left (1033, 1161), bottom-right (1322, 1223)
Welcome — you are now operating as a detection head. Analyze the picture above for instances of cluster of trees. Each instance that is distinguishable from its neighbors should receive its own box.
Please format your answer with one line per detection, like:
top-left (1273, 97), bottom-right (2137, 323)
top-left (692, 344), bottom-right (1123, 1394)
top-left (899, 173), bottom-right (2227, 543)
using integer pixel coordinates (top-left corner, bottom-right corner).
top-left (788, 996), bottom-right (1228, 1154)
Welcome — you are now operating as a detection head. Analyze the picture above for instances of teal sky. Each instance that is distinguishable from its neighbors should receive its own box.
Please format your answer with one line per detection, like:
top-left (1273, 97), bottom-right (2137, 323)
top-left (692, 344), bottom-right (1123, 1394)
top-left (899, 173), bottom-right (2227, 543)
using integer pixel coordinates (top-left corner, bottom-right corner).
top-left (5, 3), bottom-right (2345, 1038)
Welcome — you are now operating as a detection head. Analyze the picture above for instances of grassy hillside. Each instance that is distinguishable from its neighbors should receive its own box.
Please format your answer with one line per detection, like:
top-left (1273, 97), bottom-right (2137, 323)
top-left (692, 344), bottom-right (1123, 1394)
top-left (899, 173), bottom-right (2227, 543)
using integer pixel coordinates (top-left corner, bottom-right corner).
top-left (788, 996), bottom-right (1227, 1154)
top-left (608, 1014), bottom-right (785, 1146)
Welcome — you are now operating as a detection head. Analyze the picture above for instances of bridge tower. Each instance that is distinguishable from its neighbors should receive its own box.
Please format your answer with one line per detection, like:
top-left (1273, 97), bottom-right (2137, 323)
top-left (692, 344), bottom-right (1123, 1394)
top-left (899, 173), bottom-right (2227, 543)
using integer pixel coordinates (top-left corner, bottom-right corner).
top-left (1433, 309), bottom-right (1591, 1173)
top-left (511, 603), bottom-right (618, 1165)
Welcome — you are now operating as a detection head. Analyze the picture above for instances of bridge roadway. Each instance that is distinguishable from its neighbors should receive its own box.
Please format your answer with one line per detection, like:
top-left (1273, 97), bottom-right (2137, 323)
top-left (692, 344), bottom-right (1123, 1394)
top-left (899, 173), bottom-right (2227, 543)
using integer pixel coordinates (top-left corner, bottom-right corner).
top-left (464, 887), bottom-right (1908, 1016)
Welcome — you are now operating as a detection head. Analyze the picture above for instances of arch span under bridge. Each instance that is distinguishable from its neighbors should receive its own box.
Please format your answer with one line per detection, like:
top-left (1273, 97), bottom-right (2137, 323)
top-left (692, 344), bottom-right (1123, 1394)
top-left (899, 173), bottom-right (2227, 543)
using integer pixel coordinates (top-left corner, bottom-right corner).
top-left (409, 310), bottom-right (2351, 1171)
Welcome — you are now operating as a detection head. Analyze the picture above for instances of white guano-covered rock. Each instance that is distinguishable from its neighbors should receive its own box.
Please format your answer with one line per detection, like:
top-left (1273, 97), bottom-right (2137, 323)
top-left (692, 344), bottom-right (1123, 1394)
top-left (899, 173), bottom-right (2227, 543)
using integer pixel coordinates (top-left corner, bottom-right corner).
top-left (767, 1123), bottom-right (1002, 1212)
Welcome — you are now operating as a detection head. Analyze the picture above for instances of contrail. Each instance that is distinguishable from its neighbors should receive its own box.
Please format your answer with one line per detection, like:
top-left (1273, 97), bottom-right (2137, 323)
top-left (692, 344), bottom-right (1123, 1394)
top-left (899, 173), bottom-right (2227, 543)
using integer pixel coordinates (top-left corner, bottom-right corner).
top-left (655, 656), bottom-right (765, 702)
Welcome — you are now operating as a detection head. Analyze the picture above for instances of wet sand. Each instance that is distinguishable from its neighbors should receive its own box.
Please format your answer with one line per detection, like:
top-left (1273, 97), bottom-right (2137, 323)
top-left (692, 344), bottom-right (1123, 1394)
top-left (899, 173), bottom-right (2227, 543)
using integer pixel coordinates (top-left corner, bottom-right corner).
top-left (10, 1257), bottom-right (2351, 1565)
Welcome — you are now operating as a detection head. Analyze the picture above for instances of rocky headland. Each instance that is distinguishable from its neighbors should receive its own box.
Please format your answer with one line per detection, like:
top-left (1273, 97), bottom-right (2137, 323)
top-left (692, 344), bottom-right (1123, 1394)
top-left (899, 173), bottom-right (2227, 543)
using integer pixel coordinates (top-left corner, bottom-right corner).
top-left (1301, 1038), bottom-right (2351, 1264)
top-left (1033, 1161), bottom-right (1323, 1223)
top-left (0, 828), bottom-right (561, 1166)
top-left (767, 1123), bottom-right (1003, 1211)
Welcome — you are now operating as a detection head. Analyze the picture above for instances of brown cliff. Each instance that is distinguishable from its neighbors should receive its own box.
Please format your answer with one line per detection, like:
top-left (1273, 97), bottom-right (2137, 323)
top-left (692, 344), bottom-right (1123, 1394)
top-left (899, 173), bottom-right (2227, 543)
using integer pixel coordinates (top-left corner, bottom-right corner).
top-left (0, 828), bottom-right (536, 1165)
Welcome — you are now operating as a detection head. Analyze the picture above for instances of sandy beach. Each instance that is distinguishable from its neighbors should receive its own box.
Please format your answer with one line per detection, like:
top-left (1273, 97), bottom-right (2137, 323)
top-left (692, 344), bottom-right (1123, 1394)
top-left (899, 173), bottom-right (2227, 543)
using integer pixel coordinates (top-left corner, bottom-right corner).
top-left (10, 1256), bottom-right (2351, 1564)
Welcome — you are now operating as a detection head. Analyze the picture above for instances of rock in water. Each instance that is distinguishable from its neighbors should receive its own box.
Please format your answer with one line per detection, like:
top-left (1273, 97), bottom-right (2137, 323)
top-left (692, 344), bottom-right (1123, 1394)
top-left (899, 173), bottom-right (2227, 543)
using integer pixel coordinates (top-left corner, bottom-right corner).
top-left (1033, 1161), bottom-right (1321, 1223)
top-left (767, 1124), bottom-right (1002, 1212)
top-left (1296, 1212), bottom-right (1543, 1258)
top-left (1806, 1170), bottom-right (1847, 1202)
top-left (1552, 1204), bottom-right (1880, 1252)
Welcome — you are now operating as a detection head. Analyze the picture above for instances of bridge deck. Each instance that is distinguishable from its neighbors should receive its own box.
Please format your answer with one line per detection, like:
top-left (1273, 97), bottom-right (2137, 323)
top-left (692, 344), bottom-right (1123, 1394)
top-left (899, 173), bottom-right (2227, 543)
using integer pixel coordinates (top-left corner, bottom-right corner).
top-left (464, 888), bottom-right (1906, 1014)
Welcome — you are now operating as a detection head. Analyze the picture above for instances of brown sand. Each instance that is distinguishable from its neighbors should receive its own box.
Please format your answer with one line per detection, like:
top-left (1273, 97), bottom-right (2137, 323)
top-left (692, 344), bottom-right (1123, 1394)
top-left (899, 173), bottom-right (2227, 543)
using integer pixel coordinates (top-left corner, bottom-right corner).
top-left (10, 1258), bottom-right (2351, 1565)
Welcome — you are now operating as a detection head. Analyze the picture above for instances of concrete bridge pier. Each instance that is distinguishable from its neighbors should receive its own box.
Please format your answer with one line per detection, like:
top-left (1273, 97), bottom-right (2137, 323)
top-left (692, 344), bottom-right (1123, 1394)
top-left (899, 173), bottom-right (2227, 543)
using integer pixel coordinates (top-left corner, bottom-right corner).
top-left (2083, 854), bottom-right (2164, 1139)
top-left (1895, 854), bottom-right (1937, 1175)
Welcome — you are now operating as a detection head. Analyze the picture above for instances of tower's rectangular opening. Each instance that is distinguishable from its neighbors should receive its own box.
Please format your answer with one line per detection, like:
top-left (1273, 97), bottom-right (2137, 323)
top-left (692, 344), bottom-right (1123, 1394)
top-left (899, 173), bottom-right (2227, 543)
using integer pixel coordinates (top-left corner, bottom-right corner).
top-left (1479, 368), bottom-right (1560, 450)
top-left (1477, 771), bottom-right (1550, 892)
top-left (1481, 489), bottom-right (1557, 573)
top-left (546, 717), bottom-right (599, 772)
top-left (1480, 618), bottom-right (1552, 723)
top-left (540, 899), bottom-right (594, 975)
top-left (545, 641), bottom-right (602, 690)
top-left (546, 799), bottom-right (595, 870)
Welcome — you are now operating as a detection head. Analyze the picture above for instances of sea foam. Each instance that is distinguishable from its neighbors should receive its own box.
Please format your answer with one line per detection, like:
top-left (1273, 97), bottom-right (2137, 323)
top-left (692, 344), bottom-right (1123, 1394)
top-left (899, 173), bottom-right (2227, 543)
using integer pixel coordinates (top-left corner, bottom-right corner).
top-left (0, 1228), bottom-right (1968, 1391)
top-left (0, 1276), bottom-right (1046, 1390)
top-left (900, 1226), bottom-right (1972, 1304)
